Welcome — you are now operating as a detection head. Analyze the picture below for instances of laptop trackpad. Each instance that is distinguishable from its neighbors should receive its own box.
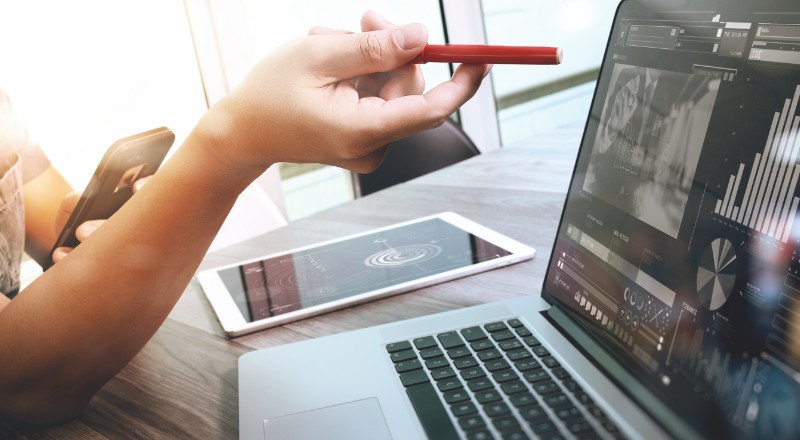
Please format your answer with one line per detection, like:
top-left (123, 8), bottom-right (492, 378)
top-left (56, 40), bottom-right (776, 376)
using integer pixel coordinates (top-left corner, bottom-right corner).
top-left (263, 398), bottom-right (393, 440)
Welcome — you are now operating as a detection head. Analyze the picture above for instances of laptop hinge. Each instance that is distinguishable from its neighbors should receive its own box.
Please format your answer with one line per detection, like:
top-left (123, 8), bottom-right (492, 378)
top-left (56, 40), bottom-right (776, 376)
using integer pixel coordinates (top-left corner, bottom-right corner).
top-left (543, 305), bottom-right (703, 440)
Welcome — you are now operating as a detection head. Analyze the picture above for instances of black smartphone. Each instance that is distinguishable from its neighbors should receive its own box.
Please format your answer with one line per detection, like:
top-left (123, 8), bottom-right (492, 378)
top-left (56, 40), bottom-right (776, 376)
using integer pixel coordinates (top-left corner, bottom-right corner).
top-left (45, 127), bottom-right (175, 269)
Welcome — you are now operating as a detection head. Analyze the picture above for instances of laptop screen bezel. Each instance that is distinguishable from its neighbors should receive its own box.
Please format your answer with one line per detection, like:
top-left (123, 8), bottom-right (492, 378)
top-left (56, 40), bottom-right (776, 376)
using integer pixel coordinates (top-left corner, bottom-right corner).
top-left (537, 0), bottom-right (799, 438)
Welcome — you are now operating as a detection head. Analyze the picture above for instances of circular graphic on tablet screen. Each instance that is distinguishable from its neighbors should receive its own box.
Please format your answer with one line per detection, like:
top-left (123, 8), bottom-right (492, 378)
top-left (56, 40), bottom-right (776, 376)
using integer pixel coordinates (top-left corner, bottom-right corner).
top-left (696, 238), bottom-right (737, 311)
top-left (364, 244), bottom-right (443, 268)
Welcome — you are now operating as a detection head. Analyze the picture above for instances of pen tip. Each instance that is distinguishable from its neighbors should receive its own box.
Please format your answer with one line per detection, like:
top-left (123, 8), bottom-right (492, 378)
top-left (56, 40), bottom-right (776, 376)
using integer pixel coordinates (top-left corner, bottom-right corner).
top-left (556, 48), bottom-right (564, 64)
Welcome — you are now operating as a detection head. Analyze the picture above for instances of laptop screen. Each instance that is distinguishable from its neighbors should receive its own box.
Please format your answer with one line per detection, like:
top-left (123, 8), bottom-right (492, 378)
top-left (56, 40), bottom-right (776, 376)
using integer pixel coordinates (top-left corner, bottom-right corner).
top-left (544, 0), bottom-right (800, 437)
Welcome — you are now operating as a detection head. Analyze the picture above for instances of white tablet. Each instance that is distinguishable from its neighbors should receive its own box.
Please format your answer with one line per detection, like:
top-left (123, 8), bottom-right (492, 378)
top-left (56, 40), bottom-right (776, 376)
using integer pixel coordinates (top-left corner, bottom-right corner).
top-left (197, 212), bottom-right (535, 337)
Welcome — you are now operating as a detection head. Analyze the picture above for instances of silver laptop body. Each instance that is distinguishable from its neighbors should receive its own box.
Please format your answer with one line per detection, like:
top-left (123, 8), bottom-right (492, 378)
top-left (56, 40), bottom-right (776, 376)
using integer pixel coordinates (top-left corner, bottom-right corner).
top-left (239, 0), bottom-right (800, 438)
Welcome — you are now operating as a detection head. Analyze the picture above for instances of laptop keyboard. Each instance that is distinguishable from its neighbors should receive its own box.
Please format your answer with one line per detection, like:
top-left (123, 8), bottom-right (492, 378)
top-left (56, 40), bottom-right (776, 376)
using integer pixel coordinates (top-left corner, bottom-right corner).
top-left (386, 318), bottom-right (626, 440)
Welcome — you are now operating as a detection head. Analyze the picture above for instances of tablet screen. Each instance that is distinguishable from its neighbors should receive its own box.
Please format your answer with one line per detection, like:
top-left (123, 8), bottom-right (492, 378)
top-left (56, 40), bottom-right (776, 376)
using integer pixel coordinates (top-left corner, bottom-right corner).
top-left (216, 218), bottom-right (512, 323)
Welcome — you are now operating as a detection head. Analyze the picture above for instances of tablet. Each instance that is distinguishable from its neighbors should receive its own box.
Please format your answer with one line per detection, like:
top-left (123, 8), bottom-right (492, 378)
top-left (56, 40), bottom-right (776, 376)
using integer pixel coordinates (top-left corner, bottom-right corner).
top-left (197, 212), bottom-right (535, 337)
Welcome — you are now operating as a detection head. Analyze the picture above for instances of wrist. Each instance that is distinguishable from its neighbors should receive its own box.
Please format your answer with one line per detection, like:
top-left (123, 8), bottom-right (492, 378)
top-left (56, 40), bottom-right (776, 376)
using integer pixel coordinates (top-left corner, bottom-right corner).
top-left (187, 99), bottom-right (274, 189)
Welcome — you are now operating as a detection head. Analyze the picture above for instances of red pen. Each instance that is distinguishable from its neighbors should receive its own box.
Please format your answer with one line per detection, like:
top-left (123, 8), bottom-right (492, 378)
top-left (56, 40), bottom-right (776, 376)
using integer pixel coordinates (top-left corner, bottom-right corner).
top-left (411, 44), bottom-right (562, 65)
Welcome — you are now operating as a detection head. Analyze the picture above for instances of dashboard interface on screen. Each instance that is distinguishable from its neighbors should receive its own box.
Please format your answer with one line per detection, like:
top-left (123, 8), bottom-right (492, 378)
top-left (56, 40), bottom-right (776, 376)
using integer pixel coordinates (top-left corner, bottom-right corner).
top-left (217, 218), bottom-right (512, 323)
top-left (545, 1), bottom-right (800, 437)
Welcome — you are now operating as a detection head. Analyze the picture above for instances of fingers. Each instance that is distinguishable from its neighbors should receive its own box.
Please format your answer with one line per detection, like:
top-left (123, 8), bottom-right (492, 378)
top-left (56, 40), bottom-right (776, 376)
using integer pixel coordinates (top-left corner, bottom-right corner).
top-left (308, 26), bottom-right (352, 36)
top-left (132, 175), bottom-right (152, 193)
top-left (52, 247), bottom-right (71, 264)
top-left (75, 219), bottom-right (104, 242)
top-left (54, 191), bottom-right (81, 235)
top-left (307, 23), bottom-right (427, 81)
top-left (360, 10), bottom-right (394, 32)
top-left (353, 63), bottom-right (490, 140)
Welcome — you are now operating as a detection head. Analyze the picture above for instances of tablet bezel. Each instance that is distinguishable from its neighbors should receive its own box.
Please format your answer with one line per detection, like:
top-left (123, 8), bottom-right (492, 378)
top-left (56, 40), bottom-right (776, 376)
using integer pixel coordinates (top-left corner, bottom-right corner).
top-left (197, 211), bottom-right (535, 337)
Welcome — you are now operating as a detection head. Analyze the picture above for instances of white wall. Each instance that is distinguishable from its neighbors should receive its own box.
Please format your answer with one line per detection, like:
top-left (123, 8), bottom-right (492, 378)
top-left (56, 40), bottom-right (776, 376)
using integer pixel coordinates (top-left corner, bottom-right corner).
top-left (0, 0), bottom-right (207, 189)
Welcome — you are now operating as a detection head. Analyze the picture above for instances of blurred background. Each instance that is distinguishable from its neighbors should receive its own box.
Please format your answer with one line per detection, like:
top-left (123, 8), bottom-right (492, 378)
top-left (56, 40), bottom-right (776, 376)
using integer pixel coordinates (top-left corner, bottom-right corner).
top-left (0, 0), bottom-right (619, 280)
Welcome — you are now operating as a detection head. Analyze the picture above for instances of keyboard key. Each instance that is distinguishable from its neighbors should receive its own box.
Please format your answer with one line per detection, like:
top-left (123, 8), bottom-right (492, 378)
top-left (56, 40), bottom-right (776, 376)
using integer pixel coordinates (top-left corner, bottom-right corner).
top-left (541, 357), bottom-right (561, 369)
top-left (447, 347), bottom-right (472, 359)
top-left (498, 339), bottom-right (524, 351)
top-left (484, 322), bottom-right (508, 332)
top-left (556, 406), bottom-right (583, 421)
top-left (551, 367), bottom-right (571, 380)
top-left (386, 341), bottom-right (412, 353)
top-left (461, 326), bottom-right (488, 342)
top-left (484, 401), bottom-right (511, 418)
top-left (443, 389), bottom-right (471, 404)
top-left (432, 367), bottom-right (457, 381)
top-left (451, 401), bottom-right (478, 417)
top-left (467, 431), bottom-right (493, 440)
top-left (420, 347), bottom-right (444, 359)
top-left (468, 378), bottom-right (495, 392)
top-left (458, 415), bottom-right (487, 431)
top-left (515, 359), bottom-right (541, 372)
top-left (507, 349), bottom-right (533, 362)
top-left (460, 367), bottom-right (487, 381)
top-left (492, 370), bottom-right (519, 383)
top-left (510, 392), bottom-right (537, 408)
top-left (586, 404), bottom-right (609, 420)
top-left (413, 336), bottom-right (438, 350)
top-left (544, 393), bottom-right (572, 408)
top-left (485, 359), bottom-right (511, 372)
top-left (395, 359), bottom-right (422, 373)
top-left (575, 392), bottom-right (594, 406)
top-left (563, 379), bottom-right (581, 393)
top-left (437, 378), bottom-right (464, 392)
top-left (454, 357), bottom-right (480, 370)
top-left (400, 370), bottom-right (430, 387)
top-left (524, 370), bottom-right (551, 383)
top-left (492, 416), bottom-right (521, 432)
top-left (475, 389), bottom-right (503, 404)
top-left (438, 331), bottom-right (466, 349)
top-left (567, 420), bottom-right (594, 434)
top-left (406, 382), bottom-right (460, 440)
top-left (532, 346), bottom-right (551, 357)
top-left (530, 420), bottom-right (559, 435)
top-left (425, 357), bottom-right (450, 370)
top-left (523, 336), bottom-right (542, 347)
top-left (477, 349), bottom-right (503, 362)
top-left (520, 405), bottom-right (550, 423)
top-left (503, 431), bottom-right (528, 440)
top-left (500, 380), bottom-right (528, 395)
top-left (390, 350), bottom-right (418, 363)
top-left (491, 330), bottom-right (517, 342)
top-left (533, 380), bottom-right (561, 395)
top-left (515, 327), bottom-right (533, 337)
top-left (507, 319), bottom-right (524, 328)
top-left (471, 340), bottom-right (495, 351)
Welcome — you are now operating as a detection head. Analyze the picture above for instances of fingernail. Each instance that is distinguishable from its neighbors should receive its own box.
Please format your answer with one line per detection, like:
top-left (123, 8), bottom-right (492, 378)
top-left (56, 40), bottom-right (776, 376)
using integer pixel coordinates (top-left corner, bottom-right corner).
top-left (53, 247), bottom-right (68, 262)
top-left (393, 24), bottom-right (425, 50)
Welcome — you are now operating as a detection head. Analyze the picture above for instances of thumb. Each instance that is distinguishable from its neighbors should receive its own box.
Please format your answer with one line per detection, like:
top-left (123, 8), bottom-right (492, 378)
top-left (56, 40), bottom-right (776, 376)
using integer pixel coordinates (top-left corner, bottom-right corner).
top-left (313, 23), bottom-right (427, 80)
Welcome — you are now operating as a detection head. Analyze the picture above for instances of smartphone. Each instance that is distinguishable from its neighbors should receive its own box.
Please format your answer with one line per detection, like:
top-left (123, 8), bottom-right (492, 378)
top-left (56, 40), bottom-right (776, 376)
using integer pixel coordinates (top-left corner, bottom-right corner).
top-left (45, 127), bottom-right (175, 269)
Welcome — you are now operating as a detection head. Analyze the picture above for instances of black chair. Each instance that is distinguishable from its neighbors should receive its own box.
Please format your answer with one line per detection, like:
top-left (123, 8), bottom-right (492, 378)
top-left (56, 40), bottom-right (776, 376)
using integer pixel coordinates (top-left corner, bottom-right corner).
top-left (352, 118), bottom-right (481, 197)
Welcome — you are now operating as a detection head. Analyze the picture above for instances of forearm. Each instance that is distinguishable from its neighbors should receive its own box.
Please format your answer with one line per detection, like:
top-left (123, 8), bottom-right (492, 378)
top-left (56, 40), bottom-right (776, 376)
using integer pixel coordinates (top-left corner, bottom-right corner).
top-left (0, 109), bottom-right (263, 424)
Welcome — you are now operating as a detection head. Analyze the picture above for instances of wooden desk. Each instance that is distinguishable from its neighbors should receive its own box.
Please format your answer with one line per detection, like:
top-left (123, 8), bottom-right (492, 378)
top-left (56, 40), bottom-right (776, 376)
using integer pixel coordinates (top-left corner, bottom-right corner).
top-left (1, 131), bottom-right (581, 439)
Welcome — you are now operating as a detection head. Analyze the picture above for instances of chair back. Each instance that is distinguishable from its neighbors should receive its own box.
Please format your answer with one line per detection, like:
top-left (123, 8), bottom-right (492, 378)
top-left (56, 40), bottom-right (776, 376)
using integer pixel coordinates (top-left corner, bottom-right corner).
top-left (353, 119), bottom-right (480, 197)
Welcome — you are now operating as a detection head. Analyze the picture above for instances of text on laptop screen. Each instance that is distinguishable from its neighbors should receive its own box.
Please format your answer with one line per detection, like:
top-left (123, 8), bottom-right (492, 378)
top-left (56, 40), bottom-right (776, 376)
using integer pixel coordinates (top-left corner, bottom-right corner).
top-left (545, 0), bottom-right (800, 437)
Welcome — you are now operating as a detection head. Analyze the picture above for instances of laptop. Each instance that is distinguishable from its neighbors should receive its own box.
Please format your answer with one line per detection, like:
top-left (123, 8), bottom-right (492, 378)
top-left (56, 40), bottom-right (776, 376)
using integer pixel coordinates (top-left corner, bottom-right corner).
top-left (239, 0), bottom-right (800, 438)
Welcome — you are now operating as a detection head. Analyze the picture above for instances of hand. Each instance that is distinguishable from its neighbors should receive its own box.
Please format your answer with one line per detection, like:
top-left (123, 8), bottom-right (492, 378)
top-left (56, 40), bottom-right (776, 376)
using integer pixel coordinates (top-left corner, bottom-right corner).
top-left (51, 176), bottom-right (151, 264)
top-left (199, 10), bottom-right (490, 177)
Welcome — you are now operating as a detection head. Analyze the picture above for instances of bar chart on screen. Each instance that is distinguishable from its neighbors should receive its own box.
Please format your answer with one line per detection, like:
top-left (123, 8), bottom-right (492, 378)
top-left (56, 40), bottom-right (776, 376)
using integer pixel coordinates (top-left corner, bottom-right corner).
top-left (715, 85), bottom-right (800, 243)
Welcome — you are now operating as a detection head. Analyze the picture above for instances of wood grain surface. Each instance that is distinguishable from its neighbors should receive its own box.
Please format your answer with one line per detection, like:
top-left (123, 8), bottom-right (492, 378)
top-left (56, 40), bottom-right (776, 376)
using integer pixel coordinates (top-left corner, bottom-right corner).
top-left (1, 140), bottom-right (579, 438)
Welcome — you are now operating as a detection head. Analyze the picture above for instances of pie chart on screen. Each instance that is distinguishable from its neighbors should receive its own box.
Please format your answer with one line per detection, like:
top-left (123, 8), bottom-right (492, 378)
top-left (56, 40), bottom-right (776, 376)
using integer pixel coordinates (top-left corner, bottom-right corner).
top-left (696, 238), bottom-right (737, 311)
